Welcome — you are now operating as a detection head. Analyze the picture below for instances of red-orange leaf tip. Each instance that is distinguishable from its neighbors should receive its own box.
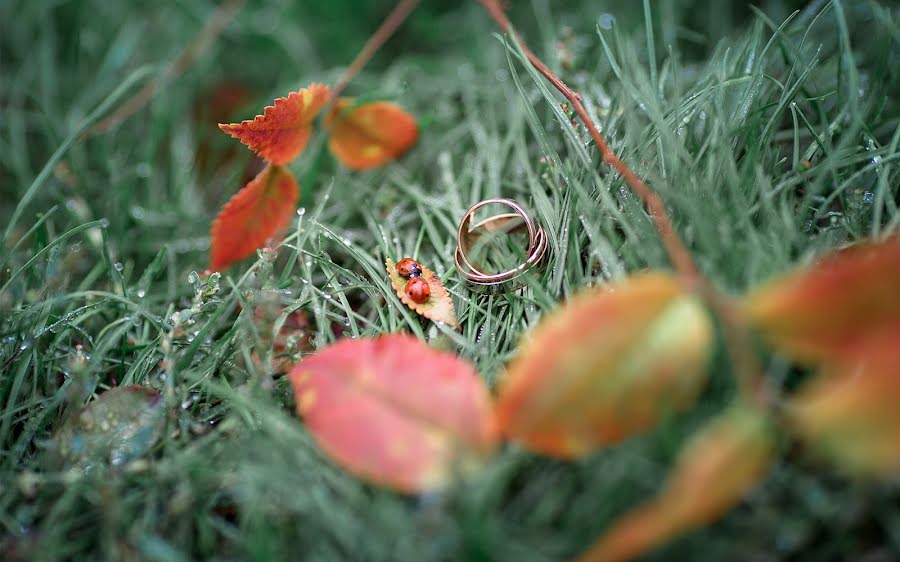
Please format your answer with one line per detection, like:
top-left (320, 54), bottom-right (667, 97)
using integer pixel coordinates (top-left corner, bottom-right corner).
top-left (289, 335), bottom-right (496, 493)
top-left (326, 99), bottom-right (418, 170)
top-left (209, 165), bottom-right (299, 270)
top-left (744, 235), bottom-right (900, 364)
top-left (496, 272), bottom-right (713, 458)
top-left (386, 258), bottom-right (458, 328)
top-left (576, 406), bottom-right (774, 562)
top-left (218, 83), bottom-right (330, 165)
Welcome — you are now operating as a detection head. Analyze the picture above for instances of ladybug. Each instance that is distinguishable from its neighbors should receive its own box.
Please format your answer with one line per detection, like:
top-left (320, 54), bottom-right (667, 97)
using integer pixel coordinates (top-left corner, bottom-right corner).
top-left (405, 277), bottom-right (431, 304)
top-left (396, 257), bottom-right (422, 278)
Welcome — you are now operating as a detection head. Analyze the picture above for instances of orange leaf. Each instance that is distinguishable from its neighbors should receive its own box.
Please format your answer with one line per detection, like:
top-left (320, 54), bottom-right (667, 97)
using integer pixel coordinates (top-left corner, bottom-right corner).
top-left (744, 235), bottom-right (900, 364)
top-left (791, 356), bottom-right (900, 476)
top-left (289, 334), bottom-right (496, 493)
top-left (576, 406), bottom-right (774, 562)
top-left (219, 83), bottom-right (330, 165)
top-left (210, 165), bottom-right (299, 270)
top-left (326, 99), bottom-right (418, 170)
top-left (496, 272), bottom-right (713, 458)
top-left (386, 258), bottom-right (458, 328)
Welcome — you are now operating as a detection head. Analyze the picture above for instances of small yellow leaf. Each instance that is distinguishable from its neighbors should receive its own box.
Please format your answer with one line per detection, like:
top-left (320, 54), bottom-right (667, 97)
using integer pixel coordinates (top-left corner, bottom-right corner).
top-left (386, 258), bottom-right (458, 328)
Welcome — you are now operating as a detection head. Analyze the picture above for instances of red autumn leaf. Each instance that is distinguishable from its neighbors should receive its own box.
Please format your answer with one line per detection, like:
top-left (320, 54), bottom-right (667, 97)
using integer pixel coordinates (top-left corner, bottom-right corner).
top-left (385, 258), bottom-right (458, 328)
top-left (289, 334), bottom-right (495, 493)
top-left (210, 165), bottom-right (299, 270)
top-left (495, 273), bottom-right (714, 458)
top-left (744, 235), bottom-right (900, 364)
top-left (219, 83), bottom-right (330, 165)
top-left (791, 355), bottom-right (900, 476)
top-left (326, 99), bottom-right (418, 170)
top-left (575, 406), bottom-right (774, 562)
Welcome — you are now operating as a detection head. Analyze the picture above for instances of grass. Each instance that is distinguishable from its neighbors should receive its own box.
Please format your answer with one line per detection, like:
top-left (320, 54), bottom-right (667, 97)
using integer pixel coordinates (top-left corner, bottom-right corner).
top-left (2, 0), bottom-right (899, 560)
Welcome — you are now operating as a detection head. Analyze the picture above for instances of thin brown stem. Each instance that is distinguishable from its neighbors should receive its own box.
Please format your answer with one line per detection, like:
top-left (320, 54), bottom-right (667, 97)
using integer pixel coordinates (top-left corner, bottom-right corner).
top-left (330, 0), bottom-right (421, 102)
top-left (478, 0), bottom-right (766, 404)
top-left (479, 0), bottom-right (698, 281)
top-left (85, 0), bottom-right (245, 139)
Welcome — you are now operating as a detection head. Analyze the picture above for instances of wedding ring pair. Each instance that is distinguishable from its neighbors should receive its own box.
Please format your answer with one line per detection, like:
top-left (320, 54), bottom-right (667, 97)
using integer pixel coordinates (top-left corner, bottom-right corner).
top-left (454, 198), bottom-right (547, 292)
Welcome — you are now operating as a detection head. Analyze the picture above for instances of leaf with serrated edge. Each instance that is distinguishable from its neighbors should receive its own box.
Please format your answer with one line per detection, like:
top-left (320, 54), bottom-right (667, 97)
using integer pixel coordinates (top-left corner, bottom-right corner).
top-left (575, 406), bottom-right (774, 562)
top-left (386, 258), bottom-right (458, 328)
top-left (219, 83), bottom-right (330, 165)
top-left (495, 272), bottom-right (713, 458)
top-left (744, 235), bottom-right (900, 364)
top-left (210, 165), bottom-right (299, 270)
top-left (326, 99), bottom-right (418, 170)
top-left (289, 334), bottom-right (496, 493)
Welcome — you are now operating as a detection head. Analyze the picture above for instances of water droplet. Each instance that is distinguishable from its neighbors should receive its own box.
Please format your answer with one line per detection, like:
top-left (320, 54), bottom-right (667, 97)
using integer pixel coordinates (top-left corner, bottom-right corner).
top-left (135, 163), bottom-right (152, 178)
top-left (296, 207), bottom-right (306, 216)
top-left (136, 289), bottom-right (146, 298)
top-left (598, 13), bottom-right (614, 29)
top-left (99, 218), bottom-right (110, 228)
top-left (863, 191), bottom-right (874, 205)
top-left (113, 262), bottom-right (124, 272)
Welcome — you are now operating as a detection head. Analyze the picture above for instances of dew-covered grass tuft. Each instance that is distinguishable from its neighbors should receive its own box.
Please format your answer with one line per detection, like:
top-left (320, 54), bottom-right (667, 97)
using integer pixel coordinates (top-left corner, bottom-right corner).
top-left (1, 0), bottom-right (899, 560)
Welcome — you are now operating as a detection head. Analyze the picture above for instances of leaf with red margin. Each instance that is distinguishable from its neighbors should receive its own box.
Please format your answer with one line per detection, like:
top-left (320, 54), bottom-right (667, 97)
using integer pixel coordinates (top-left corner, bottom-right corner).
top-left (219, 83), bottom-right (330, 165)
top-left (495, 272), bottom-right (713, 458)
top-left (744, 235), bottom-right (900, 364)
top-left (210, 165), bottom-right (299, 270)
top-left (289, 334), bottom-right (496, 493)
top-left (790, 354), bottom-right (900, 477)
top-left (326, 99), bottom-right (418, 170)
top-left (386, 258), bottom-right (458, 328)
top-left (575, 406), bottom-right (774, 562)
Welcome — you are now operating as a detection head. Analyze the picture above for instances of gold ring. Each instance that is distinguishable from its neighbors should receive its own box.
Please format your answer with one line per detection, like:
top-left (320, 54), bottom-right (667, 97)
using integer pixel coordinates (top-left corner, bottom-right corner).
top-left (454, 198), bottom-right (547, 291)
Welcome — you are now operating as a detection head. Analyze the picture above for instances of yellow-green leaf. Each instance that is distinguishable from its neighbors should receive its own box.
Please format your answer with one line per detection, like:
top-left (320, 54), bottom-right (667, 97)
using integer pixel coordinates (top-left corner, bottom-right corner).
top-left (496, 272), bottom-right (713, 458)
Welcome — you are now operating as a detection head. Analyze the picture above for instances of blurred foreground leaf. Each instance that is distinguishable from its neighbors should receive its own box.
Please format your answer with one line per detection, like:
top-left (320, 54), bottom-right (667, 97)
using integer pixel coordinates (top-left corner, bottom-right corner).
top-left (289, 334), bottom-right (495, 493)
top-left (496, 273), bottom-right (713, 458)
top-left (575, 406), bottom-right (774, 562)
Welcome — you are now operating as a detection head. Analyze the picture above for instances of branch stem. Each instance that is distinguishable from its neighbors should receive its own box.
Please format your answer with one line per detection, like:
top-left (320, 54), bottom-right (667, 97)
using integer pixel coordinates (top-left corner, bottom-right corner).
top-left (478, 0), bottom-right (766, 405)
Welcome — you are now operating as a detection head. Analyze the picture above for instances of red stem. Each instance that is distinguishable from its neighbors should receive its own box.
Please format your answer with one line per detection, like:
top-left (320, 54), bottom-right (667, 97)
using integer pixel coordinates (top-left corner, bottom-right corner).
top-left (477, 0), bottom-right (766, 404)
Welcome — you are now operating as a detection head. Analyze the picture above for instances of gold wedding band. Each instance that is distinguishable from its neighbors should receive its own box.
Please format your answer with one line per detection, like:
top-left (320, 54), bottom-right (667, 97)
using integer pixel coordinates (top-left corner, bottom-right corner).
top-left (454, 198), bottom-right (547, 291)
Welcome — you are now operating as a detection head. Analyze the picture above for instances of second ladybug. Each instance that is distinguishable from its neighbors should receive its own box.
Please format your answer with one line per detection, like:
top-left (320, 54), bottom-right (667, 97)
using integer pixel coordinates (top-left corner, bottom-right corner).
top-left (405, 277), bottom-right (431, 304)
top-left (396, 257), bottom-right (422, 278)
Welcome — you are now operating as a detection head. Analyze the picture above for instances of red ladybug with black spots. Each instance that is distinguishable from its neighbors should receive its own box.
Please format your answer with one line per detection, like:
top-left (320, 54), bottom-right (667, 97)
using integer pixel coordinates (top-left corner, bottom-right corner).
top-left (404, 277), bottom-right (430, 304)
top-left (396, 257), bottom-right (422, 278)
